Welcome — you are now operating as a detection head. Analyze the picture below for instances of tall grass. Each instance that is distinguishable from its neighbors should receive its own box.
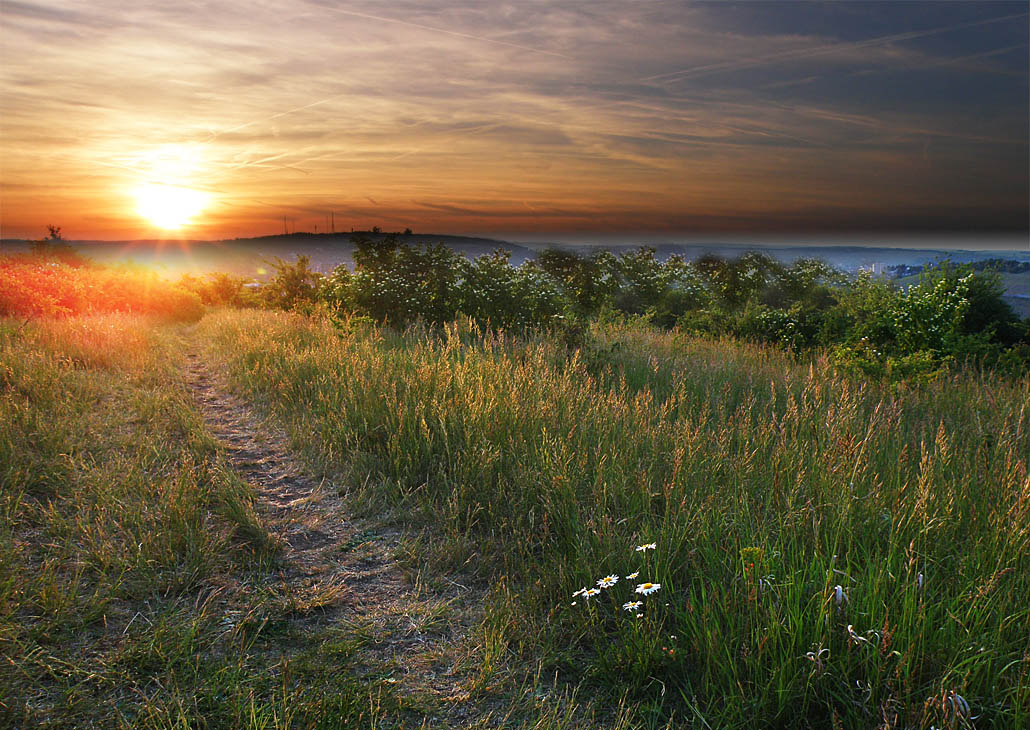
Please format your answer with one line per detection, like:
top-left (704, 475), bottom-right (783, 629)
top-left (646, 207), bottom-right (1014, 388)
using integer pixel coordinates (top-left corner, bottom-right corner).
top-left (198, 309), bottom-right (1029, 728)
top-left (0, 315), bottom-right (291, 727)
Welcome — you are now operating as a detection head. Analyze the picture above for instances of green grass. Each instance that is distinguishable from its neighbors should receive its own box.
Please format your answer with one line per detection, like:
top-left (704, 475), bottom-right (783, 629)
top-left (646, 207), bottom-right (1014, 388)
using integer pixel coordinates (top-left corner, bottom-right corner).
top-left (0, 315), bottom-right (403, 729)
top-left (3, 309), bottom-right (1027, 728)
top-left (194, 309), bottom-right (1030, 728)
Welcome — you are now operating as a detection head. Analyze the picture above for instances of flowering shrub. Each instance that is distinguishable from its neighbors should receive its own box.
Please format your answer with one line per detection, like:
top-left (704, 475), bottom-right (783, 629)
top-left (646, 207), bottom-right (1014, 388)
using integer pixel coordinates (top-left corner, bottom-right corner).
top-left (322, 237), bottom-right (563, 329)
top-left (456, 251), bottom-right (564, 330)
top-left (349, 240), bottom-right (462, 325)
top-left (830, 263), bottom-right (1027, 378)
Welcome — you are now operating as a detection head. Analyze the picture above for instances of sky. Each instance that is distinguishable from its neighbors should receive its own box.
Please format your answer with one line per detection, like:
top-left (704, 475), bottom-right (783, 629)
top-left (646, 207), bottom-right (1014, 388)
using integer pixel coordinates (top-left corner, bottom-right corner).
top-left (1, 0), bottom-right (1027, 242)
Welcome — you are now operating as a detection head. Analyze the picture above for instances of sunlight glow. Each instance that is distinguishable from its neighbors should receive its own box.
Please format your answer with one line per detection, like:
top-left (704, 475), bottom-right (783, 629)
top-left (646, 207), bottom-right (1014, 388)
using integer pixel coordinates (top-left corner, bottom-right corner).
top-left (128, 144), bottom-right (213, 230)
top-left (134, 183), bottom-right (210, 229)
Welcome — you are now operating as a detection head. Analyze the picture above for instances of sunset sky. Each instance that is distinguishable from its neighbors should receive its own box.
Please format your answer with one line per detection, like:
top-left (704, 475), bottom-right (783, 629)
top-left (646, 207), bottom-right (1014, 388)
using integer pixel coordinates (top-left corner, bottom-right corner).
top-left (1, 1), bottom-right (1027, 241)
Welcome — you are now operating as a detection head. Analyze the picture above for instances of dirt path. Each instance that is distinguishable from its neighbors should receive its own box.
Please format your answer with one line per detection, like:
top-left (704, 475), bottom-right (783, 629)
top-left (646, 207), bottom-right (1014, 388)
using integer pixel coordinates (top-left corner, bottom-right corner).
top-left (185, 349), bottom-right (353, 564)
top-left (182, 346), bottom-right (489, 725)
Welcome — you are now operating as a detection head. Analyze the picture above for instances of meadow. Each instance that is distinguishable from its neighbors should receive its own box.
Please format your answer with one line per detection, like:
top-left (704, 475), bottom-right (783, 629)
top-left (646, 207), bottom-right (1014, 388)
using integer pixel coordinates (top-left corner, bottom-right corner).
top-left (191, 309), bottom-right (1029, 728)
top-left (1, 252), bottom-right (1028, 728)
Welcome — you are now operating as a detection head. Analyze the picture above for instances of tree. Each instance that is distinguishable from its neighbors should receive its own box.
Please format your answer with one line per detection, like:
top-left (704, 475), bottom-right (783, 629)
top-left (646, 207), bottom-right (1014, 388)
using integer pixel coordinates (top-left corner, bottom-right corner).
top-left (350, 237), bottom-right (462, 325)
top-left (263, 255), bottom-right (322, 310)
top-left (529, 248), bottom-right (617, 316)
top-left (30, 225), bottom-right (87, 266)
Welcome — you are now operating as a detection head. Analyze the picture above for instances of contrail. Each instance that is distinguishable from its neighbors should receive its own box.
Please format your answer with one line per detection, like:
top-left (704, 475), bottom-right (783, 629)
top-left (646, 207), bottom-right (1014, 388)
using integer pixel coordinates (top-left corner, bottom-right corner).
top-left (640, 11), bottom-right (1029, 83)
top-left (308, 2), bottom-right (571, 59)
top-left (912, 42), bottom-right (1028, 71)
top-left (205, 94), bottom-right (352, 141)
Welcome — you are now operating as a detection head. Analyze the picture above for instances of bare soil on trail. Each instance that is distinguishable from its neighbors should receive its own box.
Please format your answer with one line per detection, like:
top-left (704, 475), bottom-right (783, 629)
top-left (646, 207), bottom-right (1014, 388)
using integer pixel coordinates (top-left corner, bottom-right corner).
top-left (183, 347), bottom-right (491, 725)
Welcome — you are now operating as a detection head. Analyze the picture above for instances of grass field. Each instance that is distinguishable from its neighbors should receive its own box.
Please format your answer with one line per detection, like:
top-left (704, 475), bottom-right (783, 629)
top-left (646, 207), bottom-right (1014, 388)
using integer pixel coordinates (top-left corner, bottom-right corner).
top-left (0, 316), bottom-right (422, 729)
top-left (2, 310), bottom-right (1028, 728)
top-left (996, 272), bottom-right (1030, 319)
top-left (196, 310), bottom-right (1029, 728)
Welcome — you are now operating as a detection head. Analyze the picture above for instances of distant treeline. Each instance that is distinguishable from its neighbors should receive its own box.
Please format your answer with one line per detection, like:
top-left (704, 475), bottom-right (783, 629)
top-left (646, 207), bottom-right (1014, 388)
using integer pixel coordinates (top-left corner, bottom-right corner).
top-left (4, 234), bottom-right (1028, 379)
top-left (967, 258), bottom-right (1030, 274)
top-left (890, 258), bottom-right (1030, 278)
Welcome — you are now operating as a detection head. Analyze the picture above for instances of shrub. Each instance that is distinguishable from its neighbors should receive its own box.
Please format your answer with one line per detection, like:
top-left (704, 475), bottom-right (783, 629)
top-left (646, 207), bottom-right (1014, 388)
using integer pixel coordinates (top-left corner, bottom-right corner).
top-left (348, 236), bottom-right (463, 326)
top-left (178, 272), bottom-right (256, 307)
top-left (305, 243), bottom-right (1026, 379)
top-left (321, 239), bottom-right (564, 330)
top-left (527, 248), bottom-right (619, 316)
top-left (0, 259), bottom-right (203, 321)
top-left (262, 255), bottom-right (323, 310)
top-left (321, 263), bottom-right (353, 313)
top-left (457, 251), bottom-right (563, 330)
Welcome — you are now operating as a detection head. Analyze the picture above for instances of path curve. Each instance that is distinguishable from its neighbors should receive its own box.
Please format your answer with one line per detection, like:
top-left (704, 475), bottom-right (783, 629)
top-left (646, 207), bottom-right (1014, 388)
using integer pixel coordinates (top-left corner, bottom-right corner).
top-left (182, 345), bottom-right (484, 724)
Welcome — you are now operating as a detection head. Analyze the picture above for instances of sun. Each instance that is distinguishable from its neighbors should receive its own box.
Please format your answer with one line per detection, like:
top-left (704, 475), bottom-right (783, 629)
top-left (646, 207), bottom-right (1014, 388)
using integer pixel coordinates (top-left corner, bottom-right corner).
top-left (129, 145), bottom-right (212, 230)
top-left (134, 182), bottom-right (210, 229)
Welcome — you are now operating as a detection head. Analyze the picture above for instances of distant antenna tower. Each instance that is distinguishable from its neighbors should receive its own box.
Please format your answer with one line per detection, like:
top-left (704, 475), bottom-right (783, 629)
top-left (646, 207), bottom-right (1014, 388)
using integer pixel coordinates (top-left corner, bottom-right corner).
top-left (331, 212), bottom-right (335, 234)
top-left (283, 216), bottom-right (288, 235)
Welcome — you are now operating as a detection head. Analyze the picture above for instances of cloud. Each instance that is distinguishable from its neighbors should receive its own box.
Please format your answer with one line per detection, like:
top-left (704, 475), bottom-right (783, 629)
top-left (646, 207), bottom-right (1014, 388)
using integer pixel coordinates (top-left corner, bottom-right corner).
top-left (638, 10), bottom-right (1029, 84)
top-left (0, 1), bottom-right (1025, 238)
top-left (303, 0), bottom-right (571, 59)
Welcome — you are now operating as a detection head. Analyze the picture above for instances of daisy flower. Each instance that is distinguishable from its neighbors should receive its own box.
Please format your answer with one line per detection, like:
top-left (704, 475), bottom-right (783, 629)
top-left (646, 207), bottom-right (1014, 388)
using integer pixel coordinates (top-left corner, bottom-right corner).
top-left (597, 574), bottom-right (618, 589)
top-left (622, 600), bottom-right (643, 613)
top-left (572, 587), bottom-right (588, 598)
top-left (582, 588), bottom-right (601, 599)
top-left (635, 582), bottom-right (661, 596)
top-left (635, 543), bottom-right (657, 552)
top-left (625, 571), bottom-right (639, 580)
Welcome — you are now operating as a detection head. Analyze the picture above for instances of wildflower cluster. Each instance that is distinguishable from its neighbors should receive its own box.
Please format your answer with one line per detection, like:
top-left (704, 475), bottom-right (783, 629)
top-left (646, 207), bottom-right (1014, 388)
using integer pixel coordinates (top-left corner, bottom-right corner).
top-left (569, 542), bottom-right (661, 617)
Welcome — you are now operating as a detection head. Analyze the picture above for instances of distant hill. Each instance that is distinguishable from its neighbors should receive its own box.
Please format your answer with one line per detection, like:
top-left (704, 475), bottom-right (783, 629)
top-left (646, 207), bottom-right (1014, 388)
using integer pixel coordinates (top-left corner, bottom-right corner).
top-left (0, 232), bottom-right (536, 277)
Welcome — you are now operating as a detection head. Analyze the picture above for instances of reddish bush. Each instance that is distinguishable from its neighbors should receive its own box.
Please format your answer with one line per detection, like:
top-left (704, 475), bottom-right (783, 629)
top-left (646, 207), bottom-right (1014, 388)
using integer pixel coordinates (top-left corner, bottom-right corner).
top-left (0, 259), bottom-right (204, 320)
